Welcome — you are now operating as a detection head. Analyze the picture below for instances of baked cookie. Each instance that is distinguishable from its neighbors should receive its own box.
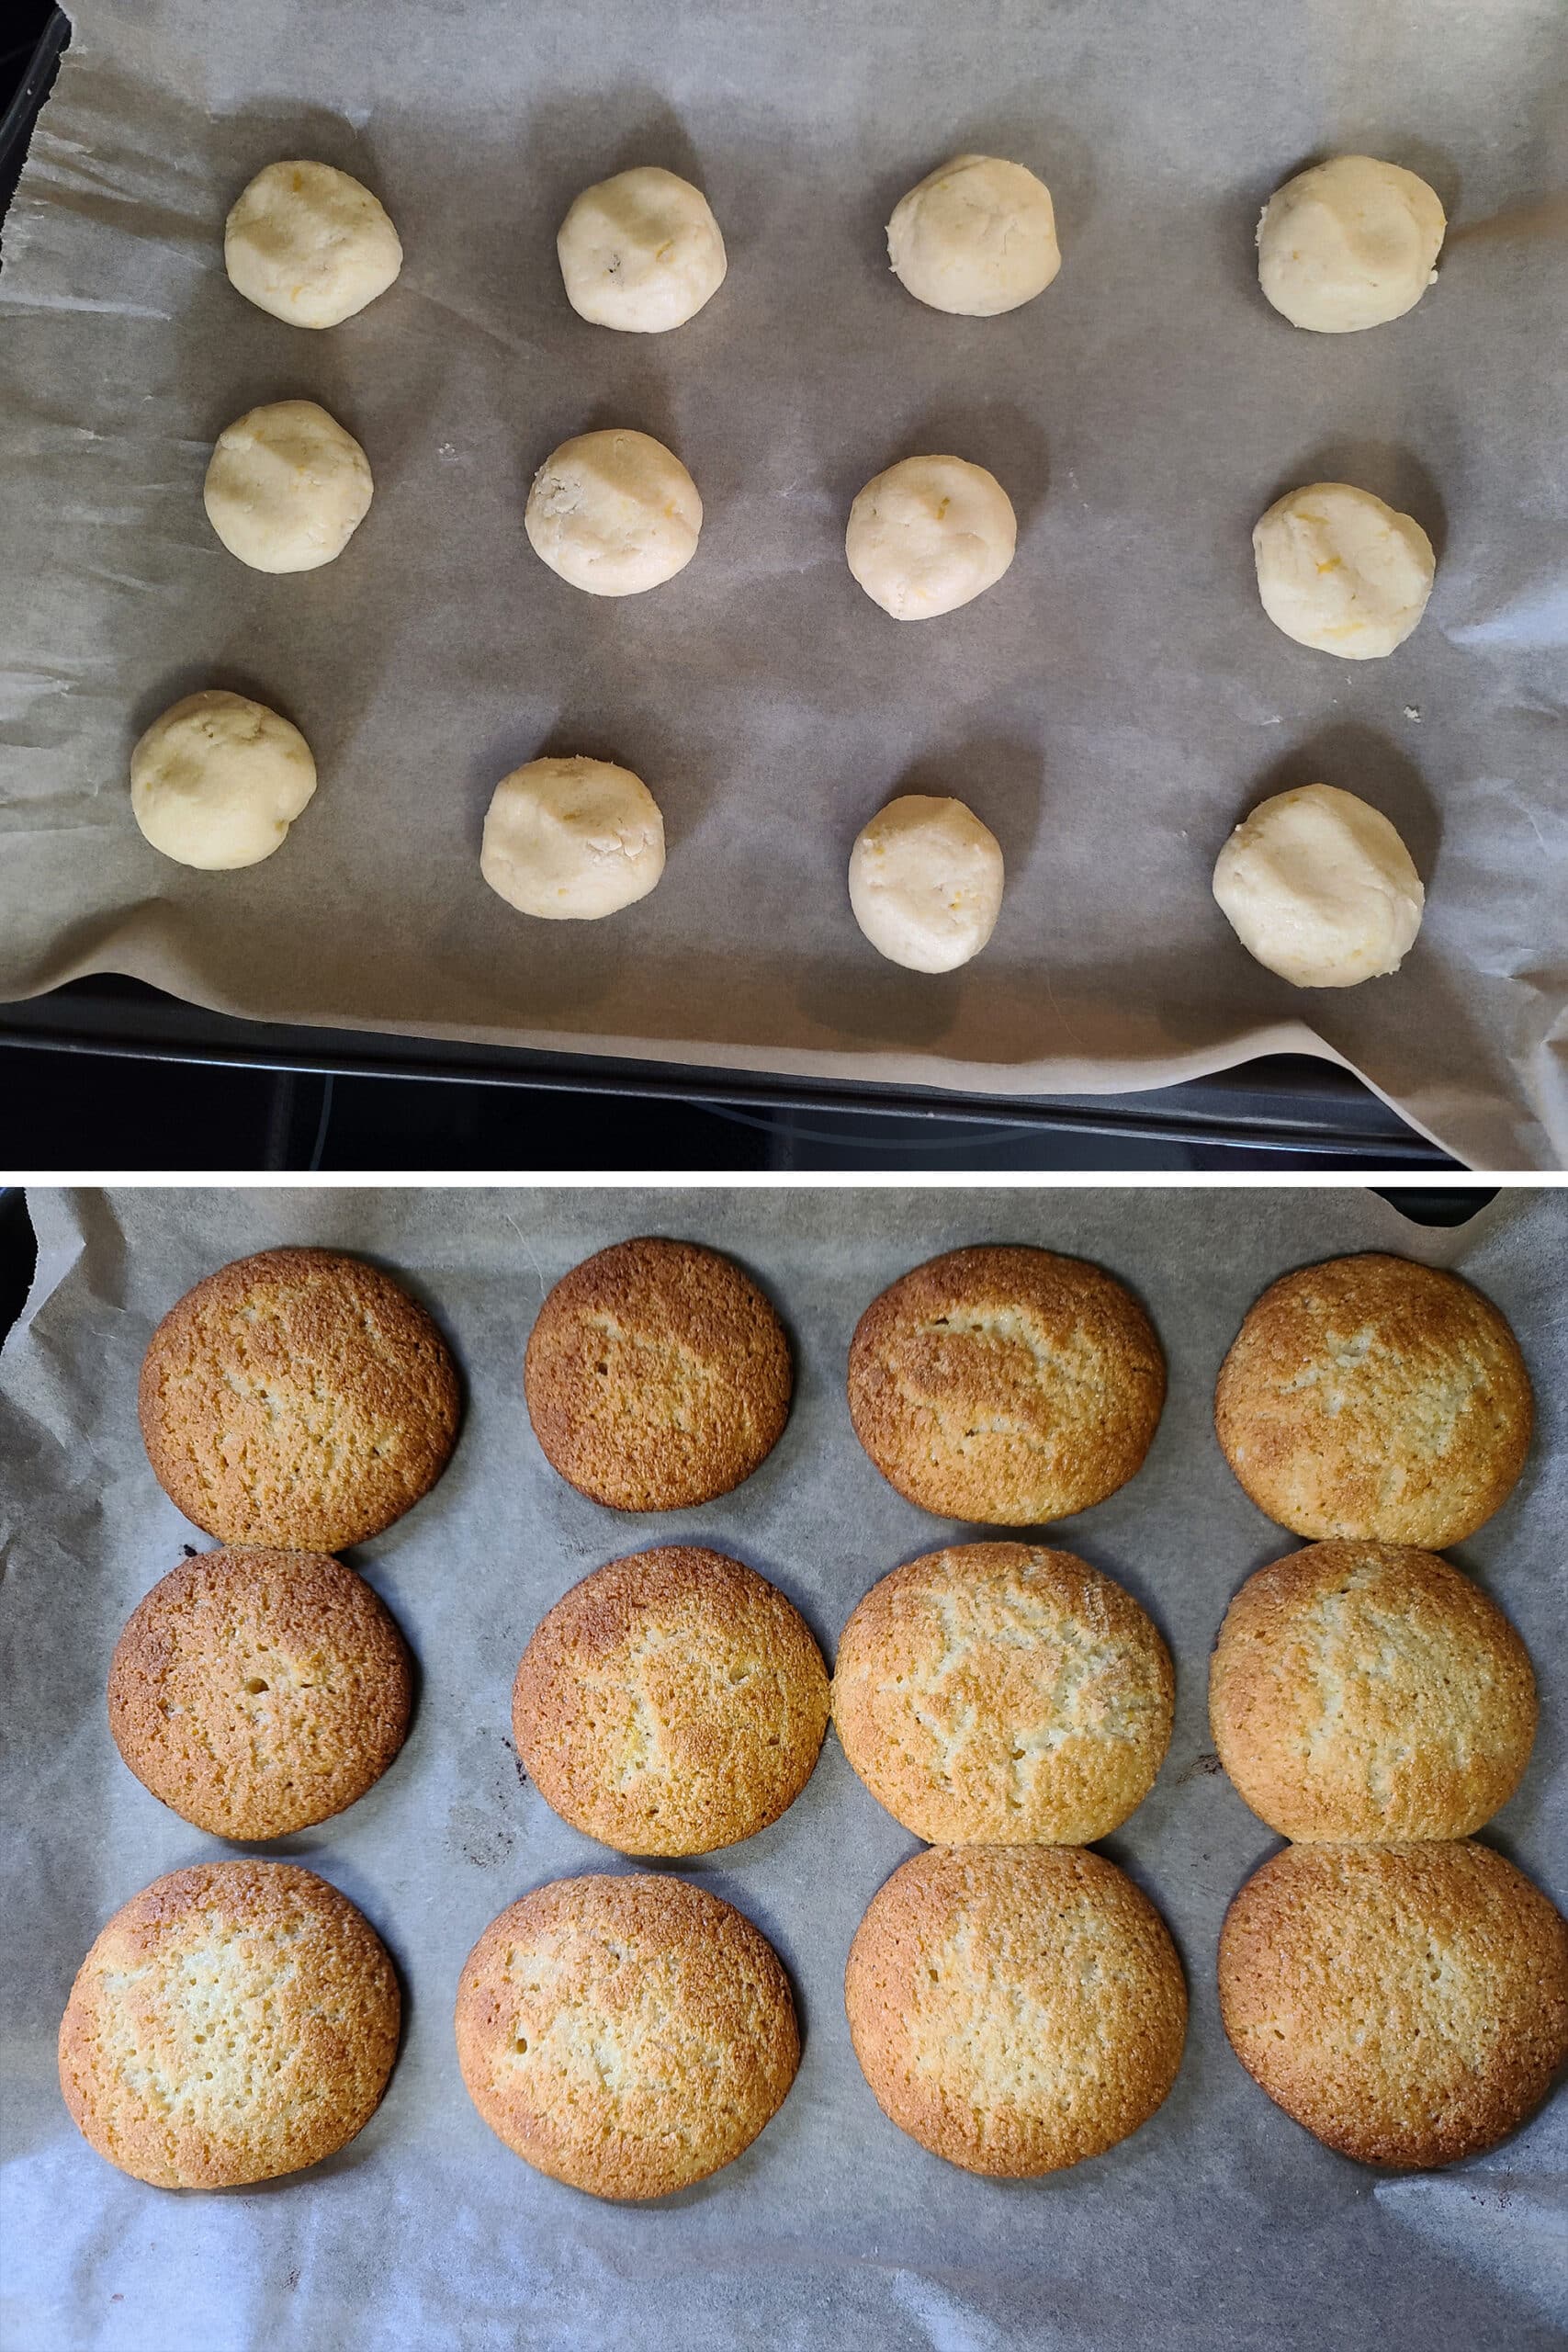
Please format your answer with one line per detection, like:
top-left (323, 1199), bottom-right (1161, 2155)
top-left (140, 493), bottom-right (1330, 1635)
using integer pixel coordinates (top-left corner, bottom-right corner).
top-left (1219, 1841), bottom-right (1568, 2167)
top-left (523, 1238), bottom-right (791, 1510)
top-left (847, 1246), bottom-right (1165, 1523)
top-left (1214, 1254), bottom-right (1531, 1547)
top-left (845, 1846), bottom-right (1186, 2176)
top-left (455, 1872), bottom-right (798, 2198)
top-left (58, 1861), bottom-right (400, 2188)
top-left (513, 1546), bottom-right (828, 1854)
top-left (108, 1548), bottom-right (413, 1838)
top-left (140, 1248), bottom-right (460, 1549)
top-left (832, 1543), bottom-right (1172, 1844)
top-left (1210, 1542), bottom-right (1535, 1842)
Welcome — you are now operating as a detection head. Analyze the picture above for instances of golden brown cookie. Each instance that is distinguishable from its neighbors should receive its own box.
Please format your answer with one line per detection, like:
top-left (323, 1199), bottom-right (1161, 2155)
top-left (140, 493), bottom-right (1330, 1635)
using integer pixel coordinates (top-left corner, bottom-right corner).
top-left (847, 1246), bottom-right (1165, 1524)
top-left (1210, 1542), bottom-right (1536, 1842)
top-left (108, 1548), bottom-right (413, 1839)
top-left (58, 1860), bottom-right (400, 2188)
top-left (523, 1238), bottom-right (792, 1510)
top-left (1219, 1841), bottom-right (1568, 2167)
top-left (139, 1247), bottom-right (460, 1549)
top-left (513, 1546), bottom-right (828, 1855)
top-left (845, 1846), bottom-right (1186, 2176)
top-left (832, 1543), bottom-right (1172, 1844)
top-left (1214, 1254), bottom-right (1532, 1547)
top-left (455, 1872), bottom-right (798, 2199)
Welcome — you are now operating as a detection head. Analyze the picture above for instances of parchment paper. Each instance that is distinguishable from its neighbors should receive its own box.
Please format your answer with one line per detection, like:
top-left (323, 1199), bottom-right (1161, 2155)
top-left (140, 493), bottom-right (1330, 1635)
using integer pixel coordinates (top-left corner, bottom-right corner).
top-left (0, 2), bottom-right (1565, 1170)
top-left (1, 1184), bottom-right (1564, 2352)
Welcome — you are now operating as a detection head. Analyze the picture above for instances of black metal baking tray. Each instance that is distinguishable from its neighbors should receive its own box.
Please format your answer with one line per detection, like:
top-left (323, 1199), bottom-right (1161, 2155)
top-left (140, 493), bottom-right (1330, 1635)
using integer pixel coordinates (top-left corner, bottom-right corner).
top-left (0, 976), bottom-right (1456, 1169)
top-left (0, 11), bottom-right (1453, 1172)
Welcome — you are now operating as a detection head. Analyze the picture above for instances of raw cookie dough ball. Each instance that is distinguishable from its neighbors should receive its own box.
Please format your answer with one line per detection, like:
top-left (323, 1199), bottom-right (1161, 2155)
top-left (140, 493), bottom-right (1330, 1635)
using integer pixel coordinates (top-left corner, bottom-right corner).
top-left (887, 153), bottom-right (1061, 316)
top-left (1253, 482), bottom-right (1434, 659)
top-left (846, 454), bottom-right (1016, 619)
top-left (480, 755), bottom-right (665, 921)
top-left (224, 160), bottom-right (402, 329)
top-left (557, 164), bottom-right (727, 333)
top-left (848, 794), bottom-right (1004, 973)
top-left (525, 428), bottom-right (701, 597)
top-left (130, 689), bottom-right (316, 871)
top-left (1258, 156), bottom-right (1445, 334)
top-left (1213, 784), bottom-right (1424, 988)
top-left (203, 399), bottom-right (373, 574)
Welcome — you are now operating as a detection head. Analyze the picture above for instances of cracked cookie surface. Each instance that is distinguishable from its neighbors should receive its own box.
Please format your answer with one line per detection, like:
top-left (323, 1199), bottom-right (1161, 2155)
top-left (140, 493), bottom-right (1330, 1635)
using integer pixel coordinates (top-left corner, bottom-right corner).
top-left (847, 1245), bottom-right (1164, 1523)
top-left (108, 1547), bottom-right (412, 1838)
top-left (139, 1248), bottom-right (460, 1549)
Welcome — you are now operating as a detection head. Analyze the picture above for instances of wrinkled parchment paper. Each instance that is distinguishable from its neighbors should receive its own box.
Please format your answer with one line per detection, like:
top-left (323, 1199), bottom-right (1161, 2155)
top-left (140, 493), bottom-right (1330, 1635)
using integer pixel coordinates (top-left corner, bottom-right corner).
top-left (0, 2), bottom-right (1565, 1168)
top-left (1, 1185), bottom-right (1563, 2352)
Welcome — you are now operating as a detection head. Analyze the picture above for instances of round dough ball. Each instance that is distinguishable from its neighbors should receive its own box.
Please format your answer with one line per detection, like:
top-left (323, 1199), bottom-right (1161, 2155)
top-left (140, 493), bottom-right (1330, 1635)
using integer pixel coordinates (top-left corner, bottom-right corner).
top-left (848, 794), bottom-right (1004, 973)
top-left (1258, 155), bottom-right (1445, 334)
top-left (1253, 481), bottom-right (1434, 659)
top-left (846, 1846), bottom-right (1187, 2177)
top-left (130, 689), bottom-right (316, 870)
top-left (203, 399), bottom-right (373, 574)
top-left (525, 428), bottom-right (701, 597)
top-left (1219, 1842), bottom-right (1568, 2168)
top-left (846, 454), bottom-right (1016, 620)
top-left (1213, 783), bottom-right (1424, 989)
top-left (557, 164), bottom-right (727, 334)
top-left (887, 153), bottom-right (1061, 316)
top-left (1210, 1542), bottom-right (1537, 1842)
top-left (832, 1544), bottom-right (1173, 1846)
top-left (224, 160), bottom-right (402, 329)
top-left (480, 755), bottom-right (665, 921)
top-left (1214, 1253), bottom-right (1533, 1549)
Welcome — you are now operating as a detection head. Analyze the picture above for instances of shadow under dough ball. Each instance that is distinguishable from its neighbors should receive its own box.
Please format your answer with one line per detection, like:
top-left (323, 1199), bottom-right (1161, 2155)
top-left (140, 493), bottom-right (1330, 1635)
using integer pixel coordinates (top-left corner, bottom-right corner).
top-left (523, 1237), bottom-right (792, 1510)
top-left (845, 1845), bottom-right (1186, 2176)
top-left (108, 1548), bottom-right (413, 1839)
top-left (1214, 1253), bottom-right (1532, 1546)
top-left (139, 1247), bottom-right (460, 1550)
top-left (847, 1245), bottom-right (1165, 1522)
top-left (1219, 1841), bottom-right (1568, 2168)
top-left (455, 1872), bottom-right (797, 2199)
top-left (513, 1546), bottom-right (829, 1855)
top-left (59, 1861), bottom-right (400, 2188)
top-left (832, 1543), bottom-right (1172, 1844)
top-left (1209, 1541), bottom-right (1536, 1842)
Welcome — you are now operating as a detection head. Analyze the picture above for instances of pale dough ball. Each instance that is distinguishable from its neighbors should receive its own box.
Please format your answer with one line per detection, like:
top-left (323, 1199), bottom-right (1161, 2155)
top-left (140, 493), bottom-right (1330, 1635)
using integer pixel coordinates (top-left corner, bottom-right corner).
top-left (557, 165), bottom-right (727, 334)
top-left (1213, 784), bottom-right (1424, 988)
top-left (203, 400), bottom-right (373, 574)
top-left (224, 160), bottom-right (402, 329)
top-left (849, 795), bottom-right (1004, 972)
top-left (130, 690), bottom-right (316, 872)
top-left (480, 756), bottom-right (665, 921)
top-left (1253, 482), bottom-right (1434, 660)
top-left (525, 428), bottom-right (702, 597)
top-left (1258, 155), bottom-right (1445, 334)
top-left (887, 153), bottom-right (1061, 316)
top-left (846, 455), bottom-right (1016, 620)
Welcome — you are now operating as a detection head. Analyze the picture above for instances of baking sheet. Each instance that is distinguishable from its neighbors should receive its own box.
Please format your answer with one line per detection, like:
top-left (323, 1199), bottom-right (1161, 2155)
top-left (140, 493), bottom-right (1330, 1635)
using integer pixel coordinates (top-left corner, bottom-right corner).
top-left (1, 1183), bottom-right (1564, 2352)
top-left (1, 1), bottom-right (1565, 1170)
